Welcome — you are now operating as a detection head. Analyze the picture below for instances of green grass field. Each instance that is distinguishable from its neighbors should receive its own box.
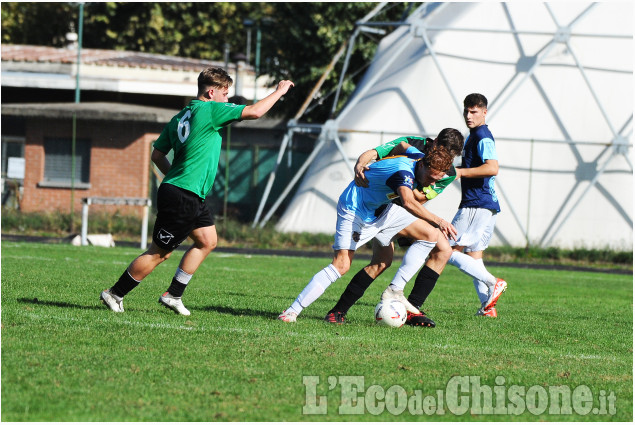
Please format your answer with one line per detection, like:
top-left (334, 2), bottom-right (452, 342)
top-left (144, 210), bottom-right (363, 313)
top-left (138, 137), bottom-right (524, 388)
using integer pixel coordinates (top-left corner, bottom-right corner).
top-left (1, 242), bottom-right (632, 421)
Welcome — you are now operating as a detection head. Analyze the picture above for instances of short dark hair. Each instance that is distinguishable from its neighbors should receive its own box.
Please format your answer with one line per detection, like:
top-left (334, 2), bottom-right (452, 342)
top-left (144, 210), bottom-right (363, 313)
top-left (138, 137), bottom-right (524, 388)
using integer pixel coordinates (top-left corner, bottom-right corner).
top-left (198, 67), bottom-right (233, 95)
top-left (435, 128), bottom-right (464, 157)
top-left (421, 144), bottom-right (454, 173)
top-left (463, 93), bottom-right (488, 109)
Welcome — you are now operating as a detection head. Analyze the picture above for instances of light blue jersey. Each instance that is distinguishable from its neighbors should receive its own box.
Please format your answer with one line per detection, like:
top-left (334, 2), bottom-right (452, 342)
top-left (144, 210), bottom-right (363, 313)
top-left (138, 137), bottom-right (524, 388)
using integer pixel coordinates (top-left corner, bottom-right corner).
top-left (338, 149), bottom-right (423, 223)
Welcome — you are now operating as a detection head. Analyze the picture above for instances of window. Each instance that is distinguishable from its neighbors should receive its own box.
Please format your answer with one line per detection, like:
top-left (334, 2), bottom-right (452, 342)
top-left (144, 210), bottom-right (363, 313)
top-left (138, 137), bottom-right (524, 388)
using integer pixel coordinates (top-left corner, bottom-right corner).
top-left (1, 136), bottom-right (25, 180)
top-left (41, 137), bottom-right (91, 188)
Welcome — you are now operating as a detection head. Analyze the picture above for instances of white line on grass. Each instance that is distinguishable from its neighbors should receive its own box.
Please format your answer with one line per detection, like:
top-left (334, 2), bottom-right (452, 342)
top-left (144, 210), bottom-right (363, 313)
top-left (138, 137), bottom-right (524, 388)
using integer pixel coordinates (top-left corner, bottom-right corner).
top-left (562, 353), bottom-right (617, 361)
top-left (23, 311), bottom-right (194, 331)
top-left (3, 254), bottom-right (129, 266)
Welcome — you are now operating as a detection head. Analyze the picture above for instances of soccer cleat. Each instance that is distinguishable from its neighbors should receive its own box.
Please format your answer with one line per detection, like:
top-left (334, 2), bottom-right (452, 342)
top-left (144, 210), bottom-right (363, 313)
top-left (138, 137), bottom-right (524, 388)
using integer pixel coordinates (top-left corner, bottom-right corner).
top-left (406, 311), bottom-right (436, 327)
top-left (278, 310), bottom-right (298, 323)
top-left (482, 278), bottom-right (507, 311)
top-left (100, 289), bottom-right (124, 313)
top-left (381, 287), bottom-right (421, 314)
top-left (324, 311), bottom-right (346, 324)
top-left (159, 292), bottom-right (191, 316)
top-left (476, 307), bottom-right (497, 317)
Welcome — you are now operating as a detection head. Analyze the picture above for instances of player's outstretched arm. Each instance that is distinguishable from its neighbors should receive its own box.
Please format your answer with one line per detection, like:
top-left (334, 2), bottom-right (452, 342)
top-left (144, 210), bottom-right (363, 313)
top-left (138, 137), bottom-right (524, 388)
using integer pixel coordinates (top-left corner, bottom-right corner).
top-left (241, 80), bottom-right (294, 120)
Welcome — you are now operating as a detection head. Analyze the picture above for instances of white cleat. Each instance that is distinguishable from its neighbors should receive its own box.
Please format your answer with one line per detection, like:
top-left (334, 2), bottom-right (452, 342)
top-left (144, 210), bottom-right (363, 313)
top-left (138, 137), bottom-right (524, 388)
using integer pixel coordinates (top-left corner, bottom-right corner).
top-left (278, 310), bottom-right (298, 323)
top-left (100, 289), bottom-right (124, 313)
top-left (159, 292), bottom-right (191, 316)
top-left (381, 287), bottom-right (421, 314)
top-left (482, 278), bottom-right (507, 311)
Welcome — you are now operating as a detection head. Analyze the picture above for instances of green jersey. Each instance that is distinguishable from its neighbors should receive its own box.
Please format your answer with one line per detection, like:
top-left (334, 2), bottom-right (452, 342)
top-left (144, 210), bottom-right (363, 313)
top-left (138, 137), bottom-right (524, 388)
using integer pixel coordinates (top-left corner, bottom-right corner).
top-left (153, 99), bottom-right (246, 199)
top-left (374, 136), bottom-right (457, 200)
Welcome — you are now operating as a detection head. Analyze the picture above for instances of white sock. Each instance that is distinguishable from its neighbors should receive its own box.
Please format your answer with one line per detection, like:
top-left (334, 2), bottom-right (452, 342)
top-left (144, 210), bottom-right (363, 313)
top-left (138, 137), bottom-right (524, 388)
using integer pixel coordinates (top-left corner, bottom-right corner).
top-left (174, 267), bottom-right (193, 285)
top-left (473, 259), bottom-right (494, 304)
top-left (289, 264), bottom-right (341, 314)
top-left (389, 240), bottom-right (437, 291)
top-left (448, 252), bottom-right (496, 286)
top-left (473, 278), bottom-right (490, 304)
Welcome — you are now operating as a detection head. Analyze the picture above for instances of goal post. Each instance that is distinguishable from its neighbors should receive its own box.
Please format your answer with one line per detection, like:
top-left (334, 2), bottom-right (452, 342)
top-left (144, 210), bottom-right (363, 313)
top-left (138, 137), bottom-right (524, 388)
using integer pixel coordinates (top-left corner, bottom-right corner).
top-left (81, 197), bottom-right (152, 249)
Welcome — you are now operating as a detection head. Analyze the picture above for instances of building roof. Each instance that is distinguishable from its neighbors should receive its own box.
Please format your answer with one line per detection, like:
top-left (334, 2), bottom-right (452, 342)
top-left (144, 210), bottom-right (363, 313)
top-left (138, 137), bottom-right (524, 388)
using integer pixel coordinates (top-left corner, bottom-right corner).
top-left (1, 102), bottom-right (177, 122)
top-left (1, 101), bottom-right (288, 130)
top-left (1, 44), bottom-right (223, 71)
top-left (1, 44), bottom-right (271, 99)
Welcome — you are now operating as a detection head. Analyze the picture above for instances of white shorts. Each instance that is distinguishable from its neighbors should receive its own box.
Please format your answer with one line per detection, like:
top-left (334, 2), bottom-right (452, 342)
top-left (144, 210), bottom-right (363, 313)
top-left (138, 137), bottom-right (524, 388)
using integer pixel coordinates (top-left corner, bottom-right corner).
top-left (450, 207), bottom-right (497, 252)
top-left (333, 202), bottom-right (418, 251)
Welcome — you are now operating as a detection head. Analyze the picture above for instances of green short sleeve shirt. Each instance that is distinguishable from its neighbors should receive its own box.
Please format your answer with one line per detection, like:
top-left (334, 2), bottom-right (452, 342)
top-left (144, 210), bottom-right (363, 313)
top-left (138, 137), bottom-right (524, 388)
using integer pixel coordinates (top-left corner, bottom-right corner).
top-left (153, 100), bottom-right (246, 199)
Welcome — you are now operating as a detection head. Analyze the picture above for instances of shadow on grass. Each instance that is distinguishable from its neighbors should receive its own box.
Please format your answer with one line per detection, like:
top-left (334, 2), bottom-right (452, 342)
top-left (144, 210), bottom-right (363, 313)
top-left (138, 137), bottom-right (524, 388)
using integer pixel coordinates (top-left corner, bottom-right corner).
top-left (196, 304), bottom-right (275, 318)
top-left (17, 297), bottom-right (103, 310)
top-left (220, 290), bottom-right (378, 308)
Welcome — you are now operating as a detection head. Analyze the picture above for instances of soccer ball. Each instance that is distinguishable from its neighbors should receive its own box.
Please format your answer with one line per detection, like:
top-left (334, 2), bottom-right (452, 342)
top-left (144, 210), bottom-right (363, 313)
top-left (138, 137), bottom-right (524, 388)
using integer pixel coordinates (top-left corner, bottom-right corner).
top-left (374, 299), bottom-right (407, 328)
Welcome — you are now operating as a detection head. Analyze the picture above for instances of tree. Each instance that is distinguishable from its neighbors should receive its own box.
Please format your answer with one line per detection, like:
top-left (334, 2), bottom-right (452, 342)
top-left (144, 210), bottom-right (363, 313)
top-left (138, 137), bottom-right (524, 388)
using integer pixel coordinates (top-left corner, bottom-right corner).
top-left (1, 2), bottom-right (413, 122)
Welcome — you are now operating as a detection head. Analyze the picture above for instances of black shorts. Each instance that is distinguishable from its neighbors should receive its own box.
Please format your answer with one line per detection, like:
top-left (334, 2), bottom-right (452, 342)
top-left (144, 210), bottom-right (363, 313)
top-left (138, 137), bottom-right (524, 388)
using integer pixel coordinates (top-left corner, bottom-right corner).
top-left (152, 183), bottom-right (214, 251)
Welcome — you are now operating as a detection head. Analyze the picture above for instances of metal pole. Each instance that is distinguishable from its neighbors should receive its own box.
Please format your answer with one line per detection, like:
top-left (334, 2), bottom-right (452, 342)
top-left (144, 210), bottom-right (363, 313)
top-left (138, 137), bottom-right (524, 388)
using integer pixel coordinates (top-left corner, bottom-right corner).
top-left (254, 24), bottom-right (261, 103)
top-left (258, 134), bottom-right (328, 229)
top-left (223, 42), bottom-right (230, 71)
top-left (246, 28), bottom-right (251, 66)
top-left (252, 128), bottom-right (293, 227)
top-left (223, 125), bottom-right (231, 222)
top-left (70, 2), bottom-right (84, 233)
top-left (141, 202), bottom-right (149, 250)
top-left (81, 198), bottom-right (89, 246)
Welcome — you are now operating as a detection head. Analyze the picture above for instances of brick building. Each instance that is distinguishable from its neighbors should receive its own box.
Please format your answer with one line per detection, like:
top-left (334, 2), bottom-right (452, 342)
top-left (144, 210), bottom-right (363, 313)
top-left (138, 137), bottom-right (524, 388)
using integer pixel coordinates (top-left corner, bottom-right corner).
top-left (1, 44), bottom-right (312, 220)
top-left (2, 102), bottom-right (172, 215)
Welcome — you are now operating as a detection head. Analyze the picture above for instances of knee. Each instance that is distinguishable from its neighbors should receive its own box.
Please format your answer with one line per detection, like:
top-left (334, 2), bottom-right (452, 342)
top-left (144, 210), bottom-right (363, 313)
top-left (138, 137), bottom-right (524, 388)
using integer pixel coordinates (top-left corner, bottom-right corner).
top-left (366, 260), bottom-right (391, 278)
top-left (147, 244), bottom-right (172, 263)
top-left (196, 235), bottom-right (217, 253)
top-left (430, 244), bottom-right (452, 263)
top-left (334, 262), bottom-right (350, 276)
top-left (332, 257), bottom-right (351, 276)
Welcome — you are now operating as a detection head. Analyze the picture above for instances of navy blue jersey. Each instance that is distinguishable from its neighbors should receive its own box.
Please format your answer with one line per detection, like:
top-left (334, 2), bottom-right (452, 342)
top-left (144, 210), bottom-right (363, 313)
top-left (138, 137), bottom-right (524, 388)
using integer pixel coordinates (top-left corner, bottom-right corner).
top-left (459, 125), bottom-right (500, 212)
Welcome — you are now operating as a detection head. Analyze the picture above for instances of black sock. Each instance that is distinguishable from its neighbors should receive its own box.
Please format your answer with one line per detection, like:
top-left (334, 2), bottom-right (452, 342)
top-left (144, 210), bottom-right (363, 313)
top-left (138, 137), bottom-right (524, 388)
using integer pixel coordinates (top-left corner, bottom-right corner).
top-left (407, 266), bottom-right (440, 310)
top-left (166, 278), bottom-right (187, 298)
top-left (111, 270), bottom-right (140, 297)
top-left (330, 269), bottom-right (375, 314)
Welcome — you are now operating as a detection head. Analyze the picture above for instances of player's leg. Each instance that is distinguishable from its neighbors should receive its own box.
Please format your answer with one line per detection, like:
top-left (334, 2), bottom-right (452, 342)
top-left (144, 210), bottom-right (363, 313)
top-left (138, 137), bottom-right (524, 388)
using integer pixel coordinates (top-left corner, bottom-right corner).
top-left (101, 242), bottom-right (173, 312)
top-left (326, 240), bottom-right (394, 323)
top-left (382, 217), bottom-right (440, 314)
top-left (449, 208), bottom-right (506, 313)
top-left (404, 235), bottom-right (453, 327)
top-left (159, 225), bottom-right (218, 316)
top-left (458, 249), bottom-right (490, 306)
top-left (152, 190), bottom-right (216, 316)
top-left (449, 245), bottom-right (495, 300)
top-left (279, 249), bottom-right (353, 322)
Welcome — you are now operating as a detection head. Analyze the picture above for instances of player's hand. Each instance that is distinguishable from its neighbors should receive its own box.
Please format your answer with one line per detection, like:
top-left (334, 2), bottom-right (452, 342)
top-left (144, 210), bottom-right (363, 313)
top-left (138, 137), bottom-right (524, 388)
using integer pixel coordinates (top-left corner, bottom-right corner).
top-left (276, 80), bottom-right (295, 95)
top-left (354, 163), bottom-right (370, 187)
top-left (437, 218), bottom-right (458, 241)
top-left (352, 231), bottom-right (361, 242)
top-left (454, 167), bottom-right (462, 180)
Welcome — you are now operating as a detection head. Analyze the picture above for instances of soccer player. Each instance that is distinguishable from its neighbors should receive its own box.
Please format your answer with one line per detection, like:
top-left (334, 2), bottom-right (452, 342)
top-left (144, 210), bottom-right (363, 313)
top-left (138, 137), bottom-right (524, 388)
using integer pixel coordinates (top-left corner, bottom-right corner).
top-left (278, 142), bottom-right (457, 323)
top-left (324, 130), bottom-right (464, 326)
top-left (100, 67), bottom-right (294, 314)
top-left (448, 93), bottom-right (507, 317)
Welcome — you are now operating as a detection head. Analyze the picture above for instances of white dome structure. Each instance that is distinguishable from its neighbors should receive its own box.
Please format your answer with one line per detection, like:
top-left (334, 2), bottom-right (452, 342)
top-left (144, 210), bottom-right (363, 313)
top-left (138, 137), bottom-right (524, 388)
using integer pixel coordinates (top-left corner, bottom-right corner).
top-left (258, 2), bottom-right (633, 249)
